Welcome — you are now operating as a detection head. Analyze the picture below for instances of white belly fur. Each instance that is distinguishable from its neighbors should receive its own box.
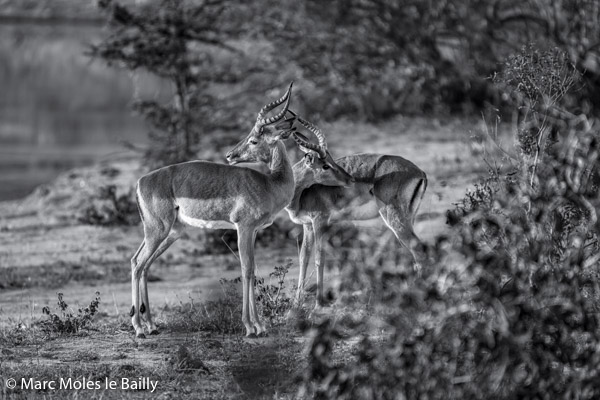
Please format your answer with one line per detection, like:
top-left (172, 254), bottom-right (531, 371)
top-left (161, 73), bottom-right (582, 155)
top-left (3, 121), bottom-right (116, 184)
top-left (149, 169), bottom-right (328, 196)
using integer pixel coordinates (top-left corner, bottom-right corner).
top-left (178, 212), bottom-right (235, 230)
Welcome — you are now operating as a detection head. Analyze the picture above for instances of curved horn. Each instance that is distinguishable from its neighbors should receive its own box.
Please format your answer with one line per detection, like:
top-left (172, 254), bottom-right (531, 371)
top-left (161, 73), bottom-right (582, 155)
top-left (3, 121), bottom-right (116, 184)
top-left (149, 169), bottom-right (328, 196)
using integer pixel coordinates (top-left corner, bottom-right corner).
top-left (295, 116), bottom-right (327, 150)
top-left (293, 132), bottom-right (327, 159)
top-left (256, 82), bottom-right (293, 126)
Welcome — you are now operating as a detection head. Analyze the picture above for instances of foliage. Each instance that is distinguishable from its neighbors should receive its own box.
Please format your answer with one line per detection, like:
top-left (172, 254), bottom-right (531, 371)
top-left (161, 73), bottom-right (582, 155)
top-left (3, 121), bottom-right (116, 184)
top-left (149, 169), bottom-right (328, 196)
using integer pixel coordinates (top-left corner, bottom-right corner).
top-left (494, 46), bottom-right (581, 186)
top-left (253, 0), bottom-right (600, 119)
top-left (301, 122), bottom-right (600, 399)
top-left (498, 46), bottom-right (580, 110)
top-left (85, 0), bottom-right (600, 130)
top-left (0, 322), bottom-right (30, 347)
top-left (299, 50), bottom-right (600, 398)
top-left (39, 292), bottom-right (101, 335)
top-left (255, 261), bottom-right (293, 326)
top-left (449, 167), bottom-right (506, 222)
top-left (91, 0), bottom-right (252, 167)
top-left (79, 184), bottom-right (140, 226)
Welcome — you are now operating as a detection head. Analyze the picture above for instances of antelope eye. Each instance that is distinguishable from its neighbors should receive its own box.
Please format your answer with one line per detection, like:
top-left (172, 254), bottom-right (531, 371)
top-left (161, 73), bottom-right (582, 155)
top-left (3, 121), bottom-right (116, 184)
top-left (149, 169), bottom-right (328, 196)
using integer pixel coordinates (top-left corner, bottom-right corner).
top-left (322, 164), bottom-right (330, 170)
top-left (249, 139), bottom-right (258, 145)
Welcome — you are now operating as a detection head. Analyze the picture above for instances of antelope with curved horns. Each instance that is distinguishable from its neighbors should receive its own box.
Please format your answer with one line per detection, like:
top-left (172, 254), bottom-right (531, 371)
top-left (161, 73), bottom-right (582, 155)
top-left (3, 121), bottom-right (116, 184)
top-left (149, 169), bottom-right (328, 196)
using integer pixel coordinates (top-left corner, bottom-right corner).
top-left (284, 113), bottom-right (428, 307)
top-left (130, 83), bottom-right (297, 338)
top-left (289, 119), bottom-right (355, 196)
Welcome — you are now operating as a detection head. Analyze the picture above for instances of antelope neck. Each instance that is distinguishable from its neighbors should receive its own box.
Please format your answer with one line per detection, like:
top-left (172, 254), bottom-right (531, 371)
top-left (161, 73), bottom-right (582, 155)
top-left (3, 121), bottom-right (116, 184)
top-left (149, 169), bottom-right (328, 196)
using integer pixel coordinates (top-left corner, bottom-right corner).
top-left (286, 169), bottom-right (314, 213)
top-left (268, 141), bottom-right (295, 203)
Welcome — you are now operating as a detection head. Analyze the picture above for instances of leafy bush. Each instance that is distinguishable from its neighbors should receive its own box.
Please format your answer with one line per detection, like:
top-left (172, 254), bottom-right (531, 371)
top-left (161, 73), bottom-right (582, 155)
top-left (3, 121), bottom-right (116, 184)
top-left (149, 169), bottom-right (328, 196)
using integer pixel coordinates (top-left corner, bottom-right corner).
top-left (39, 292), bottom-right (101, 335)
top-left (79, 184), bottom-right (140, 226)
top-left (301, 124), bottom-right (600, 399)
top-left (299, 50), bottom-right (600, 399)
top-left (92, 0), bottom-right (277, 167)
top-left (255, 261), bottom-right (293, 326)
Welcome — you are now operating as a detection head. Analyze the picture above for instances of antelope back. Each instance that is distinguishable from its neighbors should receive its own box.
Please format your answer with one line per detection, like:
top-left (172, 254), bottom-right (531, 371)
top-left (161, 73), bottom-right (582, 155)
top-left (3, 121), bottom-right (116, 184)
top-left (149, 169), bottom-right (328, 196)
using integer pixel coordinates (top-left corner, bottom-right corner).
top-left (299, 154), bottom-right (426, 217)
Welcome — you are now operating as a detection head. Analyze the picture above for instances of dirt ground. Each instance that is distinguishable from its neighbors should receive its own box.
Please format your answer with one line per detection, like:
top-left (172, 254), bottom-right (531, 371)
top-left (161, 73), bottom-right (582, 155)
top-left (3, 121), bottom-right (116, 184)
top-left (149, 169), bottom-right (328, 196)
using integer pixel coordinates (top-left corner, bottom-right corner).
top-left (0, 117), bottom-right (491, 399)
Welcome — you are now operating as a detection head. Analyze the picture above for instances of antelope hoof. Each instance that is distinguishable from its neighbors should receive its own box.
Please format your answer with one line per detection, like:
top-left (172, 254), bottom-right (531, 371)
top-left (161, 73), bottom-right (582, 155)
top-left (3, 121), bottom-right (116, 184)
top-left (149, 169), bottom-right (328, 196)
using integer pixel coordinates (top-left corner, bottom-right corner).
top-left (246, 332), bottom-right (258, 339)
top-left (254, 324), bottom-right (267, 335)
top-left (257, 331), bottom-right (269, 338)
top-left (149, 329), bottom-right (160, 335)
top-left (136, 333), bottom-right (147, 339)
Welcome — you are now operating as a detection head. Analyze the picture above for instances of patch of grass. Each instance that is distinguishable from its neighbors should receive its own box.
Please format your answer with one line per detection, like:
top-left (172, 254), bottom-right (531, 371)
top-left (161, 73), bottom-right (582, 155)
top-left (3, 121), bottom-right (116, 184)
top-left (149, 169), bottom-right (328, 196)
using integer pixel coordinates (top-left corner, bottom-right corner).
top-left (167, 263), bottom-right (295, 336)
top-left (0, 262), bottom-right (131, 289)
top-left (167, 280), bottom-right (244, 335)
top-left (0, 322), bottom-right (34, 347)
top-left (169, 345), bottom-right (210, 374)
top-left (2, 310), bottom-right (301, 399)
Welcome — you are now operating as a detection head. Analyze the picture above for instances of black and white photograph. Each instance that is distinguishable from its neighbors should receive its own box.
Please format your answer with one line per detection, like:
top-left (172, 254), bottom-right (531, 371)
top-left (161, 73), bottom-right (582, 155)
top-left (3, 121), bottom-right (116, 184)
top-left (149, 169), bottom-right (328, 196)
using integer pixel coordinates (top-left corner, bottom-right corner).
top-left (1, 0), bottom-right (600, 399)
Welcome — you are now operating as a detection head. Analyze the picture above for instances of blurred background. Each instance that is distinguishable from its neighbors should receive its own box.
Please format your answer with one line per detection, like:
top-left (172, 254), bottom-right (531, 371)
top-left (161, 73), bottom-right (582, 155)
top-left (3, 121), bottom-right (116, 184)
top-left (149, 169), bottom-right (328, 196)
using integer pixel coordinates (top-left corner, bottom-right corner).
top-left (1, 0), bottom-right (599, 201)
top-left (0, 0), bottom-right (141, 200)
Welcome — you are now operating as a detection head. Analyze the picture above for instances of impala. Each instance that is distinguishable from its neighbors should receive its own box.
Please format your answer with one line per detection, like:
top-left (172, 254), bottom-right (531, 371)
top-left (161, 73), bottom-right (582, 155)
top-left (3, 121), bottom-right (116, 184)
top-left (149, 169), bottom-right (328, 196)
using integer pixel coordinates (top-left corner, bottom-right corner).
top-left (130, 83), bottom-right (298, 338)
top-left (284, 112), bottom-right (428, 307)
top-left (130, 83), bottom-right (357, 337)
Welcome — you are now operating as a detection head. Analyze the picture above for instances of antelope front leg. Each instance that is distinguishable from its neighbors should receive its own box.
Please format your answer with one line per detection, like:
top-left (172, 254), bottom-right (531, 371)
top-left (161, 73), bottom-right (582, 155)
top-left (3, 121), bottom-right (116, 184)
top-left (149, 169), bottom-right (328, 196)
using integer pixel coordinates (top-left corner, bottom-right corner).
top-left (238, 227), bottom-right (259, 337)
top-left (130, 241), bottom-right (145, 337)
top-left (139, 268), bottom-right (158, 334)
top-left (314, 219), bottom-right (326, 309)
top-left (248, 276), bottom-right (267, 336)
top-left (295, 223), bottom-right (315, 305)
top-left (248, 230), bottom-right (267, 335)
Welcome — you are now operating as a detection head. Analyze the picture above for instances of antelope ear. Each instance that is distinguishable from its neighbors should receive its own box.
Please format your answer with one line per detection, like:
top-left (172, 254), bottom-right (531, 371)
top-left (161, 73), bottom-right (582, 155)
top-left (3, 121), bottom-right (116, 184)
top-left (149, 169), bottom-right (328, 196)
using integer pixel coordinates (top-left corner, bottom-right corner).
top-left (277, 127), bottom-right (296, 140)
top-left (304, 152), bottom-right (315, 165)
top-left (262, 133), bottom-right (278, 144)
top-left (274, 116), bottom-right (295, 131)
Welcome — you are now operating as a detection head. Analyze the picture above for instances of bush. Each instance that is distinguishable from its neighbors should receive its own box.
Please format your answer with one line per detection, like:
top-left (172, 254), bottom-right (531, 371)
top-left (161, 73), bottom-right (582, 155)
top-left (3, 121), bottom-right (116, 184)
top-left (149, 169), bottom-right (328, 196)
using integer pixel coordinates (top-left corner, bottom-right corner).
top-left (299, 50), bottom-right (600, 399)
top-left (301, 123), bottom-right (600, 399)
top-left (255, 261), bottom-right (293, 327)
top-left (39, 292), bottom-right (101, 335)
top-left (79, 184), bottom-right (140, 226)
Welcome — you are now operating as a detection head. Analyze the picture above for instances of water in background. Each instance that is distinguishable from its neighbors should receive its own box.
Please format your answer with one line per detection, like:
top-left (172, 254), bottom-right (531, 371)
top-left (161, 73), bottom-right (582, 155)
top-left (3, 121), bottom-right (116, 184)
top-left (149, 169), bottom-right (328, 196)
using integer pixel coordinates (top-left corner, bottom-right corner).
top-left (0, 21), bottom-right (163, 201)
